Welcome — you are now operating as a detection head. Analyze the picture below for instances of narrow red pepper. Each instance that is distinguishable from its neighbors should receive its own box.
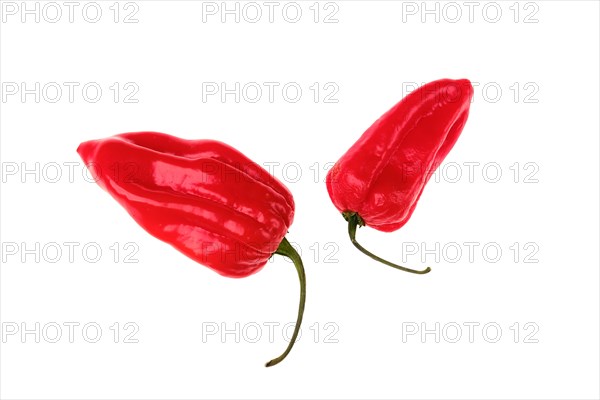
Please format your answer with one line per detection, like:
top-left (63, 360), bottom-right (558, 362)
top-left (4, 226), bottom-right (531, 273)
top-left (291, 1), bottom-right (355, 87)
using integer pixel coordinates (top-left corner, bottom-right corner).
top-left (326, 78), bottom-right (474, 274)
top-left (77, 131), bottom-right (305, 367)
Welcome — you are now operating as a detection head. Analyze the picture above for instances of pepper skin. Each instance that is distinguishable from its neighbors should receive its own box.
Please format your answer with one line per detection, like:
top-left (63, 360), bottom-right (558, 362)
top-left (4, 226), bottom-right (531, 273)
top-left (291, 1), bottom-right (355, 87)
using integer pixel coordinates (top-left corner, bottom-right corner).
top-left (77, 132), bottom-right (305, 367)
top-left (326, 78), bottom-right (474, 274)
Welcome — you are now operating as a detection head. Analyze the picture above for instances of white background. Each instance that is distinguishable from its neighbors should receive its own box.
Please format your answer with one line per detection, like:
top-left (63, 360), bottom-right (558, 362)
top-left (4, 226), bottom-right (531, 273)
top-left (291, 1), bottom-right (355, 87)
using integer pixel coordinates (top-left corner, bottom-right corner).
top-left (1, 1), bottom-right (599, 399)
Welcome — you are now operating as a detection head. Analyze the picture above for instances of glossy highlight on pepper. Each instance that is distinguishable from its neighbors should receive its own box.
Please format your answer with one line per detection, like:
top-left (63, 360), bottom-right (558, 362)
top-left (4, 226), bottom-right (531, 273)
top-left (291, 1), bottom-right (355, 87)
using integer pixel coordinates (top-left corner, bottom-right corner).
top-left (326, 78), bottom-right (474, 274)
top-left (77, 131), bottom-right (305, 367)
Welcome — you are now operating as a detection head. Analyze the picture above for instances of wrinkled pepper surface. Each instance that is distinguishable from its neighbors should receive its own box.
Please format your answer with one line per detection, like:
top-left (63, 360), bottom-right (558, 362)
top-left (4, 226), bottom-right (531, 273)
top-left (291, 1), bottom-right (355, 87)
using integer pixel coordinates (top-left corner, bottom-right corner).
top-left (77, 131), bottom-right (305, 367)
top-left (326, 78), bottom-right (474, 274)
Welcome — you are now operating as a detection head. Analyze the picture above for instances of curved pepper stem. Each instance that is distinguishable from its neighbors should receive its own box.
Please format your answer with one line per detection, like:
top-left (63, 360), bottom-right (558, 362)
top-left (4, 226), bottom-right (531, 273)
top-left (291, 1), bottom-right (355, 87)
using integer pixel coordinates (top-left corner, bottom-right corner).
top-left (265, 237), bottom-right (306, 367)
top-left (343, 212), bottom-right (431, 275)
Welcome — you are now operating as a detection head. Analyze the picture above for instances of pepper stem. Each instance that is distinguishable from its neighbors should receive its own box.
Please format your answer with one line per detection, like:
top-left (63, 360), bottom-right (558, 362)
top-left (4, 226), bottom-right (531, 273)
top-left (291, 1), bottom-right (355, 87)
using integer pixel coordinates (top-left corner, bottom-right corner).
top-left (265, 237), bottom-right (306, 367)
top-left (344, 212), bottom-right (431, 275)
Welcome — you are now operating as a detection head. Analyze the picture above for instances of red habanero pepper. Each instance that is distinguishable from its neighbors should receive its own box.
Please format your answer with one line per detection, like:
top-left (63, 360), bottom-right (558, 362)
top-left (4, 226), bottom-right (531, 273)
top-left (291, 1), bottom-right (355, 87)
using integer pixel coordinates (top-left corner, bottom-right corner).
top-left (77, 131), bottom-right (305, 367)
top-left (326, 78), bottom-right (474, 274)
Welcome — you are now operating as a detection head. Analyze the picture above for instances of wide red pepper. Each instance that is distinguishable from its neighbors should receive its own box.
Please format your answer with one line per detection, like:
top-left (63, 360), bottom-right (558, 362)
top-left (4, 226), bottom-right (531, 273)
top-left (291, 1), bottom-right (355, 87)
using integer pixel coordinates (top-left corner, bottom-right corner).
top-left (77, 131), bottom-right (305, 367)
top-left (326, 78), bottom-right (474, 274)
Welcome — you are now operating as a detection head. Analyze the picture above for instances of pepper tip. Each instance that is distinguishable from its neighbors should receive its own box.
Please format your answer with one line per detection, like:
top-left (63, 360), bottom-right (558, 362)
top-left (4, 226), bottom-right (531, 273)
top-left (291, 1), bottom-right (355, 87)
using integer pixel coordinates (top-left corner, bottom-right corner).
top-left (76, 139), bottom-right (101, 165)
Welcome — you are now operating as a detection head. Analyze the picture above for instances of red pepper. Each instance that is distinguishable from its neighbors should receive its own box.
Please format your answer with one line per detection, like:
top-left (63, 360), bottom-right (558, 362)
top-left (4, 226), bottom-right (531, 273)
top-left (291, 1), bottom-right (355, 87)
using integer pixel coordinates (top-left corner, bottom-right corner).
top-left (326, 79), bottom-right (474, 274)
top-left (77, 131), bottom-right (305, 367)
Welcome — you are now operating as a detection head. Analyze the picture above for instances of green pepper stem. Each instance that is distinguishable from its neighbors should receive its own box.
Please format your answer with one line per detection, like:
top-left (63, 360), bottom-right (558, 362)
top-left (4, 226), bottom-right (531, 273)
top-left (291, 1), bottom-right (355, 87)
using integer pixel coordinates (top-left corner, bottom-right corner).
top-left (265, 237), bottom-right (306, 367)
top-left (345, 212), bottom-right (431, 275)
